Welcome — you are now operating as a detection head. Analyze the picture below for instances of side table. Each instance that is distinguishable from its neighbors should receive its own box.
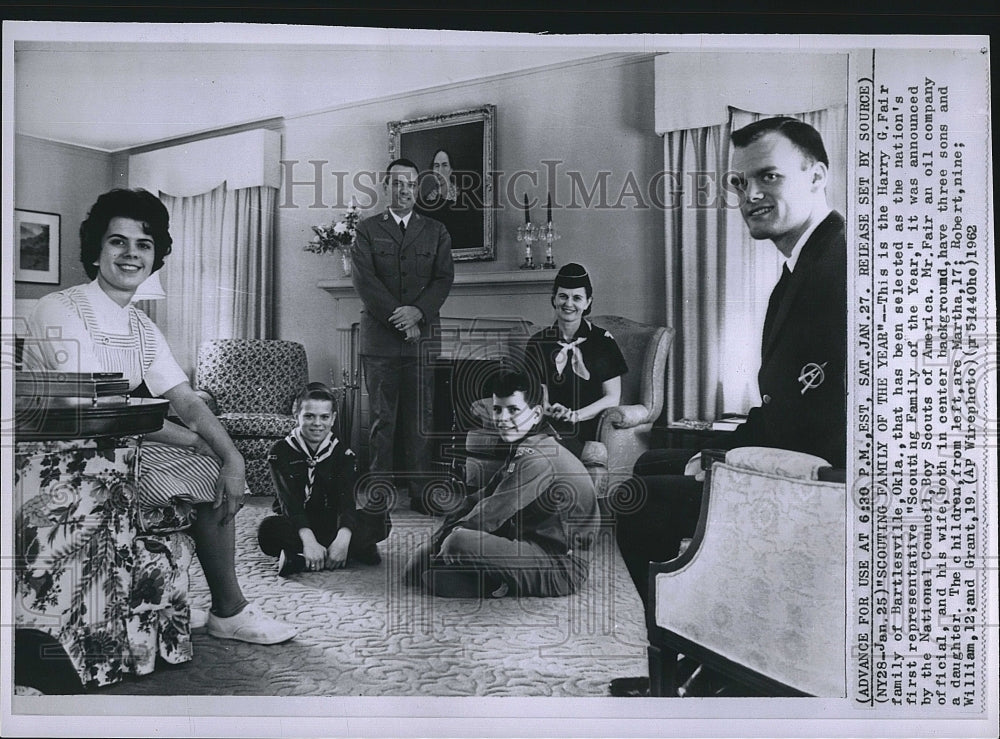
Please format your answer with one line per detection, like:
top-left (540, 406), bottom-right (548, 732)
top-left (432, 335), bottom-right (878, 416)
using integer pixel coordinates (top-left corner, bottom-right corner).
top-left (652, 421), bottom-right (737, 451)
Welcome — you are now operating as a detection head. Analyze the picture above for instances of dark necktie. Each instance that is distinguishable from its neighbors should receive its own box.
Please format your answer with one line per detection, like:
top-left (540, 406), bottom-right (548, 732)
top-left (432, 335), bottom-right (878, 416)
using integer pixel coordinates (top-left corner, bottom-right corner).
top-left (762, 265), bottom-right (792, 347)
top-left (398, 219), bottom-right (406, 237)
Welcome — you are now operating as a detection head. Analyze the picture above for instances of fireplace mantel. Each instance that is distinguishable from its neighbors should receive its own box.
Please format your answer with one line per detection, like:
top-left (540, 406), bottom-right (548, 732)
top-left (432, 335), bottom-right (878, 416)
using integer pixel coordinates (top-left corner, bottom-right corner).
top-left (317, 270), bottom-right (556, 330)
top-left (317, 270), bottom-right (554, 300)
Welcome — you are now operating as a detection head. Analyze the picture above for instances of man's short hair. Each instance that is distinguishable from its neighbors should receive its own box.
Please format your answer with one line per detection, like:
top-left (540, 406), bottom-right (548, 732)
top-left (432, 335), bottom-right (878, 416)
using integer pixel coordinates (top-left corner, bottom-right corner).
top-left (490, 369), bottom-right (542, 408)
top-left (383, 157), bottom-right (419, 182)
top-left (731, 116), bottom-right (829, 168)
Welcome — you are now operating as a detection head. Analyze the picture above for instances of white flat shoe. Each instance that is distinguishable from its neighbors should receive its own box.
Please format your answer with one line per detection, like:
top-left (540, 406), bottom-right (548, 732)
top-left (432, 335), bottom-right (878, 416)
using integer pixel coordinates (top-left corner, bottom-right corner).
top-left (190, 607), bottom-right (209, 630)
top-left (206, 603), bottom-right (297, 645)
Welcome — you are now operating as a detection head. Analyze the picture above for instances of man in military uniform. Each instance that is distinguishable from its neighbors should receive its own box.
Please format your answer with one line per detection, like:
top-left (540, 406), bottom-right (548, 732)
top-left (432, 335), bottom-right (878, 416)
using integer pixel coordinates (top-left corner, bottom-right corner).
top-left (352, 158), bottom-right (455, 513)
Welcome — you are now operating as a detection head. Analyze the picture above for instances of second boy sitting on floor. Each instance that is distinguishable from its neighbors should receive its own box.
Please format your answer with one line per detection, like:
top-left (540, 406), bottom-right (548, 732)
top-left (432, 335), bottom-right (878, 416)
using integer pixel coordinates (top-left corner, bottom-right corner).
top-left (258, 382), bottom-right (389, 576)
top-left (404, 370), bottom-right (599, 598)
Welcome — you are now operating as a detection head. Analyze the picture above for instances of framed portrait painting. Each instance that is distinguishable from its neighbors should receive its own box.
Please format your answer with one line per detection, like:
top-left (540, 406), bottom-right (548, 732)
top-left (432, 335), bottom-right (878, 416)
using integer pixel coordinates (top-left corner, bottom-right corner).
top-left (388, 104), bottom-right (496, 262)
top-left (14, 209), bottom-right (61, 284)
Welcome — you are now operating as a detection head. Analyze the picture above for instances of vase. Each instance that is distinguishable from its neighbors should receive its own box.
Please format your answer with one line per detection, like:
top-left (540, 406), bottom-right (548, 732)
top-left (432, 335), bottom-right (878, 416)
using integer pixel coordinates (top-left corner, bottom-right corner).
top-left (339, 249), bottom-right (352, 278)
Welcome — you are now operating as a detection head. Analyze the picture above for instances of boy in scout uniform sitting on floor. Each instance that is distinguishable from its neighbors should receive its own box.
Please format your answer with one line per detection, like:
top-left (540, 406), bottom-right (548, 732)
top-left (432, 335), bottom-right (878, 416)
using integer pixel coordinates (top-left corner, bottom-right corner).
top-left (404, 370), bottom-right (599, 598)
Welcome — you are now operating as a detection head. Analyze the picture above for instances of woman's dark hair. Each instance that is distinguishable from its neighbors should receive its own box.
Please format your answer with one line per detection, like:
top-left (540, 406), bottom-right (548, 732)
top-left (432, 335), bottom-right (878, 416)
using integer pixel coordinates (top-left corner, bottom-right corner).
top-left (79, 189), bottom-right (173, 279)
top-left (430, 148), bottom-right (453, 171)
top-left (292, 381), bottom-right (337, 415)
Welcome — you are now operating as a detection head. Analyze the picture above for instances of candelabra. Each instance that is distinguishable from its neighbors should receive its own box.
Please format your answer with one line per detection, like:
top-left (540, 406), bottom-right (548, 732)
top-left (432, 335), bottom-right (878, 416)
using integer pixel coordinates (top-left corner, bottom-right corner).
top-left (517, 193), bottom-right (560, 269)
top-left (516, 222), bottom-right (539, 269)
top-left (538, 222), bottom-right (561, 269)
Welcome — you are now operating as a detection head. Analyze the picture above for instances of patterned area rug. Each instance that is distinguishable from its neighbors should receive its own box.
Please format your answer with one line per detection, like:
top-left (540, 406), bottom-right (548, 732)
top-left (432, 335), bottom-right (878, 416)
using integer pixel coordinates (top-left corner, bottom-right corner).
top-left (100, 500), bottom-right (647, 697)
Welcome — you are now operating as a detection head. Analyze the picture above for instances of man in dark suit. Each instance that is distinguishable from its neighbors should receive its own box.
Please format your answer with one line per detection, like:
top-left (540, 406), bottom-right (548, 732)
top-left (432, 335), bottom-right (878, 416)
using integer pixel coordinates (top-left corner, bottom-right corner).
top-left (352, 158), bottom-right (454, 513)
top-left (610, 117), bottom-right (846, 697)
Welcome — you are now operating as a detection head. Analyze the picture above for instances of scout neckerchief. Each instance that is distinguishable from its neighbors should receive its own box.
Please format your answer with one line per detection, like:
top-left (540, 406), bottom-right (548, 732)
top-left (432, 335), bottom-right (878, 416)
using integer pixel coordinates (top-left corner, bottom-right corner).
top-left (285, 428), bottom-right (337, 503)
top-left (553, 321), bottom-right (591, 381)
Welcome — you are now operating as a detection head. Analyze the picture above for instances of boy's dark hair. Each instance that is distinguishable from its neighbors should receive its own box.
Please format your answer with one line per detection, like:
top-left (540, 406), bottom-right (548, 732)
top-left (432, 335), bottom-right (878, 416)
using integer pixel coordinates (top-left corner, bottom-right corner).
top-left (489, 369), bottom-right (542, 408)
top-left (292, 381), bottom-right (337, 415)
top-left (383, 157), bottom-right (420, 182)
top-left (731, 116), bottom-right (829, 167)
top-left (80, 188), bottom-right (173, 279)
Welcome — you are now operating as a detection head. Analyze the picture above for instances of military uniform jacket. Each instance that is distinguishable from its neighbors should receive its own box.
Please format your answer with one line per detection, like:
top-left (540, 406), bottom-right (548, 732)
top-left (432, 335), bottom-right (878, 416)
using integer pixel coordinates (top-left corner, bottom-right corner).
top-left (435, 430), bottom-right (599, 555)
top-left (352, 210), bottom-right (454, 357)
top-left (728, 210), bottom-right (847, 466)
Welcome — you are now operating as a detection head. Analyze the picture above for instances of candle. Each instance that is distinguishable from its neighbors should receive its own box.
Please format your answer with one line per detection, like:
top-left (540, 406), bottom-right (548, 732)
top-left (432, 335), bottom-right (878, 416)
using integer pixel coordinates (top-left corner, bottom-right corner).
top-left (547, 193), bottom-right (552, 224)
top-left (350, 195), bottom-right (357, 210)
top-left (523, 193), bottom-right (530, 224)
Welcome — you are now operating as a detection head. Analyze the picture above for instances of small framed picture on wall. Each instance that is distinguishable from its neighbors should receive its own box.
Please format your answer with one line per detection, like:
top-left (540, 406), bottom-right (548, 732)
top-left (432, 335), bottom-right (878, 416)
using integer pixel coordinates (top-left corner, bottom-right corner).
top-left (14, 209), bottom-right (60, 284)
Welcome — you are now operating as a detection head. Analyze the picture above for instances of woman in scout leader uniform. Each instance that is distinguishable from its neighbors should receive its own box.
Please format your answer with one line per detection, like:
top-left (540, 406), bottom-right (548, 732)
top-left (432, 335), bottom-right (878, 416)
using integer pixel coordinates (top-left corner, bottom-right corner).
top-left (524, 263), bottom-right (629, 458)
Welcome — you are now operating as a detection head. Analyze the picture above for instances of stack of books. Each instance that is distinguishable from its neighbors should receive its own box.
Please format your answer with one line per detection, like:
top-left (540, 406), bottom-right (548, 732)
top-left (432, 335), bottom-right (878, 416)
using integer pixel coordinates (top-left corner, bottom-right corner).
top-left (710, 413), bottom-right (748, 431)
top-left (15, 371), bottom-right (130, 400)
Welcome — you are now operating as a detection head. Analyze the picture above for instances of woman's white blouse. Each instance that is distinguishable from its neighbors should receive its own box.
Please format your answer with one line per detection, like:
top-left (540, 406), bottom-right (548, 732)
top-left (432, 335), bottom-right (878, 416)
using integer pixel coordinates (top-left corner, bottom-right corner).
top-left (25, 279), bottom-right (188, 396)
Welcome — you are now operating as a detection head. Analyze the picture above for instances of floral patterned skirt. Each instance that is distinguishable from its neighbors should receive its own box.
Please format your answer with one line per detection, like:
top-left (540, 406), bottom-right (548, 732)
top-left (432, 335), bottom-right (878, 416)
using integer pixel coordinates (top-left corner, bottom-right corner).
top-left (14, 437), bottom-right (195, 689)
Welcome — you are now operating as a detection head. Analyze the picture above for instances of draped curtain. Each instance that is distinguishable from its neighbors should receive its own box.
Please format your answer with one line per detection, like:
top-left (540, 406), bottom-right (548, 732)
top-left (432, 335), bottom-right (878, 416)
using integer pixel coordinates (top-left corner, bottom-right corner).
top-left (663, 104), bottom-right (847, 423)
top-left (147, 183), bottom-right (275, 376)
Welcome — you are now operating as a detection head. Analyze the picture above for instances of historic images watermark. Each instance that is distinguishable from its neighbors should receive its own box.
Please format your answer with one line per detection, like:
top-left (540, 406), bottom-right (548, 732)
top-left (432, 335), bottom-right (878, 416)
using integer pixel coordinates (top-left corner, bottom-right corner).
top-left (277, 161), bottom-right (746, 213)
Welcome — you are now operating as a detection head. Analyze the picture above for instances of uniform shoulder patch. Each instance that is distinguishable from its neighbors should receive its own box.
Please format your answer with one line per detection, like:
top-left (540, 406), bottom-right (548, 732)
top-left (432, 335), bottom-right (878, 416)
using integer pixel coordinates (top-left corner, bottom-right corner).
top-left (514, 446), bottom-right (536, 458)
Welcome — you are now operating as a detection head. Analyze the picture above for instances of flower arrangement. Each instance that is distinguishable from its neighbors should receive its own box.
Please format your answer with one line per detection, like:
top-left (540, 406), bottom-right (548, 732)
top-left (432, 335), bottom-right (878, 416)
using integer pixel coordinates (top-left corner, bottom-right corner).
top-left (304, 197), bottom-right (361, 256)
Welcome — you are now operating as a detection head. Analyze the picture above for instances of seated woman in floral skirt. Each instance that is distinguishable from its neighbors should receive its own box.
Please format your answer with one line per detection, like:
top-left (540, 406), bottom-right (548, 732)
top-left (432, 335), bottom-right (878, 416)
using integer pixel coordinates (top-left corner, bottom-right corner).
top-left (26, 188), bottom-right (296, 645)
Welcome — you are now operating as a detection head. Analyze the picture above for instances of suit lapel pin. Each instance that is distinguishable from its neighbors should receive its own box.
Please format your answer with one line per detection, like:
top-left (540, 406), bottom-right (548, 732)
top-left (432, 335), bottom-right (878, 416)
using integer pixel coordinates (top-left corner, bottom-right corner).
top-left (798, 361), bottom-right (827, 394)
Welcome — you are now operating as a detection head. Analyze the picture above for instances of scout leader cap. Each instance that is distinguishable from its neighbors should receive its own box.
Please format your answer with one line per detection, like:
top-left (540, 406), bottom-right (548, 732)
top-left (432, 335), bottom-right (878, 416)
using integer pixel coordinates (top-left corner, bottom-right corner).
top-left (553, 263), bottom-right (592, 292)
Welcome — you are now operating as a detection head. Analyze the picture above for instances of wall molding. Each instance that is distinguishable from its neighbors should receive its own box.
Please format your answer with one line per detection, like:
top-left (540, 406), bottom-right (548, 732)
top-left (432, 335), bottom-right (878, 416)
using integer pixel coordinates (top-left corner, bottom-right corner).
top-left (119, 116), bottom-right (285, 157)
top-left (289, 52), bottom-right (654, 122)
top-left (14, 133), bottom-right (112, 161)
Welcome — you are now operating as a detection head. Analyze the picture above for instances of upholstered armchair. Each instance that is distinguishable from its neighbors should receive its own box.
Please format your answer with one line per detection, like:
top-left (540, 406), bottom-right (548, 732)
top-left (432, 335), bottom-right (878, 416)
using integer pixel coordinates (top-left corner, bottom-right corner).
top-left (589, 315), bottom-right (672, 489)
top-left (463, 315), bottom-right (672, 500)
top-left (194, 339), bottom-right (309, 496)
top-left (646, 447), bottom-right (847, 697)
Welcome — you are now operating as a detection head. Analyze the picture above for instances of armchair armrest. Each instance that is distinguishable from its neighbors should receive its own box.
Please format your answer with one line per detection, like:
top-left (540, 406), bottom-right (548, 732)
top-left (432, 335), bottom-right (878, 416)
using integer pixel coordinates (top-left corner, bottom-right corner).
top-left (193, 388), bottom-right (218, 415)
top-left (468, 398), bottom-right (494, 429)
top-left (600, 403), bottom-right (653, 430)
top-left (724, 447), bottom-right (832, 480)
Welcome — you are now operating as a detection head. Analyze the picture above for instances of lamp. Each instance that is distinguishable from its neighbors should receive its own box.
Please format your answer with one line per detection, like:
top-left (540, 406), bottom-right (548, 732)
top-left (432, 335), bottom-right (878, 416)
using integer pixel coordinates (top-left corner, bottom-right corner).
top-left (132, 272), bottom-right (167, 302)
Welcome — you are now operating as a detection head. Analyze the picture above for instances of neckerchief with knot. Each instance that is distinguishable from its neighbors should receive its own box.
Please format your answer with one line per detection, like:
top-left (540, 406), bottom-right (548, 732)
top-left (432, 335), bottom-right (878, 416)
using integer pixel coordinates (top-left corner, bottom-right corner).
top-left (285, 428), bottom-right (338, 503)
top-left (554, 336), bottom-right (590, 380)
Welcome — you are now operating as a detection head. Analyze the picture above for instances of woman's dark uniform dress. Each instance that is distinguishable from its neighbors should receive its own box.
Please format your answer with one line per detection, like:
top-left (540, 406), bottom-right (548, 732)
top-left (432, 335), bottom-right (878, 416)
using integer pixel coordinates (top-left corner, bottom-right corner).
top-left (525, 320), bottom-right (628, 458)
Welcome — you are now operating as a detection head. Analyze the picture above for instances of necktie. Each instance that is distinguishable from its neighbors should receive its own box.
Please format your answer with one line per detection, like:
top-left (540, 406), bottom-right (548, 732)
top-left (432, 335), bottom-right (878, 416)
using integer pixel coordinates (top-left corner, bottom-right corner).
top-left (554, 337), bottom-right (590, 380)
top-left (762, 265), bottom-right (792, 346)
top-left (398, 219), bottom-right (406, 237)
top-left (286, 429), bottom-right (337, 503)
